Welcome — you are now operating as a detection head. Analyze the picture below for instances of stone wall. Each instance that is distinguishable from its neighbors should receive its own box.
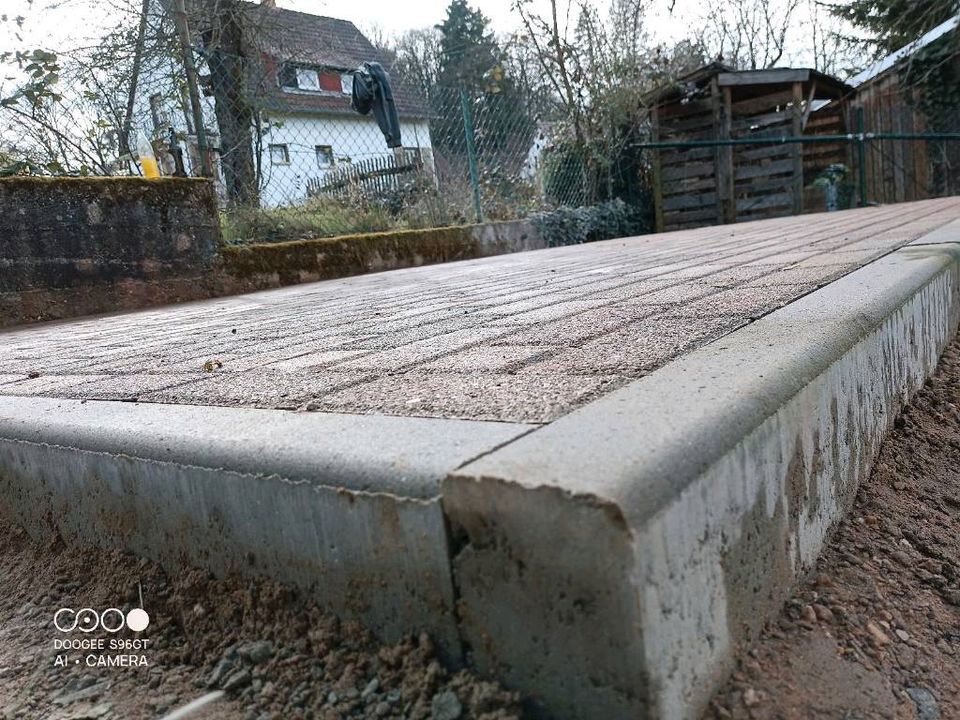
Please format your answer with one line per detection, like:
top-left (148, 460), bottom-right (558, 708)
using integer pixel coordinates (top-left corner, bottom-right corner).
top-left (0, 176), bottom-right (548, 328)
top-left (0, 177), bottom-right (220, 327)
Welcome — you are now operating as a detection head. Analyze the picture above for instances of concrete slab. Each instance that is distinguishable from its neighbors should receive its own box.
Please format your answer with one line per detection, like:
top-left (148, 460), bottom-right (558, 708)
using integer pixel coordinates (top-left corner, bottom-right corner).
top-left (0, 199), bottom-right (959, 720)
top-left (2, 199), bottom-right (956, 423)
top-left (444, 241), bottom-right (960, 719)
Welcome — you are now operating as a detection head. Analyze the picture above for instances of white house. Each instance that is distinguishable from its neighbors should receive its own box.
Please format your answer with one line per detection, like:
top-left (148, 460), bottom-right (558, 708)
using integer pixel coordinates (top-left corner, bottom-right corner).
top-left (140, 0), bottom-right (433, 207)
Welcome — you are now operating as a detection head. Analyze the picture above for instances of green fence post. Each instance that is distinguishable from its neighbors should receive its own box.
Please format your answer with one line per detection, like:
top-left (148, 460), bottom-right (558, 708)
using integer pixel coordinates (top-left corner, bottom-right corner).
top-left (459, 88), bottom-right (483, 223)
top-left (857, 106), bottom-right (867, 207)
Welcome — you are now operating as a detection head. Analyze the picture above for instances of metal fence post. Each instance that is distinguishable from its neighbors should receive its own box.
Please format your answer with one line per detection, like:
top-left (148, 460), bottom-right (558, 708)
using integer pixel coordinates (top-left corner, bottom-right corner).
top-left (857, 106), bottom-right (867, 207)
top-left (459, 88), bottom-right (483, 223)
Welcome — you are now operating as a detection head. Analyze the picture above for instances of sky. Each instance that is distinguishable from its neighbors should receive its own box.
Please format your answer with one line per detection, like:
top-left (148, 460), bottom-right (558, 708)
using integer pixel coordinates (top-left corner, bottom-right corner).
top-left (1, 0), bottom-right (694, 53)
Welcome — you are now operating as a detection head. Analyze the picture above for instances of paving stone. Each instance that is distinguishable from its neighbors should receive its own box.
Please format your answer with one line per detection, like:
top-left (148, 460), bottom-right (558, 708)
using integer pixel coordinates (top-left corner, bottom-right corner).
top-left (56, 373), bottom-right (206, 401)
top-left (0, 374), bottom-right (109, 396)
top-left (140, 369), bottom-right (366, 409)
top-left (420, 345), bottom-right (551, 371)
top-left (0, 200), bottom-right (951, 423)
top-left (312, 371), bottom-right (625, 423)
top-left (662, 284), bottom-right (820, 319)
top-left (521, 316), bottom-right (747, 376)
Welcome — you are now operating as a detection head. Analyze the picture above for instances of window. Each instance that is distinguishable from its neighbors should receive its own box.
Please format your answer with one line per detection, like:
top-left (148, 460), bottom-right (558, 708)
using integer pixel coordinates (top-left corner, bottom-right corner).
top-left (296, 67), bottom-right (320, 91)
top-left (315, 145), bottom-right (334, 168)
top-left (269, 144), bottom-right (290, 165)
top-left (279, 62), bottom-right (352, 95)
top-left (278, 63), bottom-right (298, 89)
top-left (318, 70), bottom-right (341, 92)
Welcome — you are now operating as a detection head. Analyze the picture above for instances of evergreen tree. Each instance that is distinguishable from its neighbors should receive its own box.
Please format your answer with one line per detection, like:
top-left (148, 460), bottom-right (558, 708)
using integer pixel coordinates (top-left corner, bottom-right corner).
top-left (831, 0), bottom-right (957, 57)
top-left (436, 0), bottom-right (502, 90)
top-left (432, 0), bottom-right (535, 187)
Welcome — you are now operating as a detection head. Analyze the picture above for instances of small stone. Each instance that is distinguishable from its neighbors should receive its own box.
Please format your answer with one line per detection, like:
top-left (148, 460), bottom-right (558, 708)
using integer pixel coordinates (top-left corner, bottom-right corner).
top-left (374, 701), bottom-right (391, 717)
top-left (743, 687), bottom-right (761, 707)
top-left (207, 656), bottom-right (235, 688)
top-left (895, 629), bottom-right (911, 642)
top-left (866, 621), bottom-right (891, 646)
top-left (361, 678), bottom-right (380, 699)
top-left (222, 669), bottom-right (251, 693)
top-left (239, 640), bottom-right (273, 665)
top-left (801, 605), bottom-right (817, 623)
top-left (431, 690), bottom-right (462, 720)
top-left (812, 604), bottom-right (834, 623)
top-left (943, 589), bottom-right (960, 606)
top-left (905, 687), bottom-right (940, 720)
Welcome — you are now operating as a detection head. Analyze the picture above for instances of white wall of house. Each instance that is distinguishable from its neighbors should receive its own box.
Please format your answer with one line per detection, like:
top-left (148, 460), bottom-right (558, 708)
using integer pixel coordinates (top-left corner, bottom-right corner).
top-left (258, 113), bottom-right (433, 206)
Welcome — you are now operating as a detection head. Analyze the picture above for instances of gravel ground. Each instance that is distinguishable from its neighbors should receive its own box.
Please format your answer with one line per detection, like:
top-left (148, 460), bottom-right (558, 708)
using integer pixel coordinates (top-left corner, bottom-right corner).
top-left (0, 528), bottom-right (524, 720)
top-left (706, 336), bottom-right (960, 719)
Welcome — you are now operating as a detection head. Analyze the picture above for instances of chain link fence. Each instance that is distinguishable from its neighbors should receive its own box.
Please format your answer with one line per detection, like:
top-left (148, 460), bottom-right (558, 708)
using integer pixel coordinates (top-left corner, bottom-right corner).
top-left (0, 1), bottom-right (957, 246)
top-left (210, 83), bottom-right (583, 244)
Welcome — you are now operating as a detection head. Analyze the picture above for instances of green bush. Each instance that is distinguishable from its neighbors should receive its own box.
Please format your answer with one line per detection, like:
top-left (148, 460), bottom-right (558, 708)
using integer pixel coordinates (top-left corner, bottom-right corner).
top-left (531, 199), bottom-right (649, 247)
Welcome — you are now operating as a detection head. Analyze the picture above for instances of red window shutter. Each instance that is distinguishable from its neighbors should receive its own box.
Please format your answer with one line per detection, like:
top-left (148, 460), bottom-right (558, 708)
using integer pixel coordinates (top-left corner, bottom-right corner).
top-left (319, 72), bottom-right (341, 92)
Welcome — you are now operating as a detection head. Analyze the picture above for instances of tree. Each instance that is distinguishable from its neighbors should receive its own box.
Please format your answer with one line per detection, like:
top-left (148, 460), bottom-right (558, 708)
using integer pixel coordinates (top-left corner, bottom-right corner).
top-left (197, 0), bottom-right (259, 207)
top-left (432, 0), bottom-right (534, 174)
top-left (390, 27), bottom-right (443, 102)
top-left (828, 0), bottom-right (957, 57)
top-left (436, 0), bottom-right (503, 89)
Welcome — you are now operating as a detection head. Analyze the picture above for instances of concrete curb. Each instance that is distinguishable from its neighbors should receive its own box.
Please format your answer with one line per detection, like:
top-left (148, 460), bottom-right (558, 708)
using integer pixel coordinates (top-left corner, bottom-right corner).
top-left (445, 242), bottom-right (960, 719)
top-left (0, 399), bottom-right (532, 661)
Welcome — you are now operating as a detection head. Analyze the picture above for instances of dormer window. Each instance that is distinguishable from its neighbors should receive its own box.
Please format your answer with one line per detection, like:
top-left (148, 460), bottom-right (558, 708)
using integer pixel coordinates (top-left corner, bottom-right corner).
top-left (279, 62), bottom-right (351, 94)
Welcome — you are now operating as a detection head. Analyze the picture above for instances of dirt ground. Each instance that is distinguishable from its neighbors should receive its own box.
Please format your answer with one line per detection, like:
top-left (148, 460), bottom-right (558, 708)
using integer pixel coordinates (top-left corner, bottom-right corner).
top-left (2, 341), bottom-right (960, 720)
top-left (0, 534), bottom-right (523, 720)
top-left (707, 338), bottom-right (960, 720)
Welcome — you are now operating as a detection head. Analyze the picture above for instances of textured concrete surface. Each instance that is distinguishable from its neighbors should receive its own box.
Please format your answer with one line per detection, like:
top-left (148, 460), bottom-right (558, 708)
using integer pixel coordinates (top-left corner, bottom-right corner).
top-left (1, 200), bottom-right (960, 720)
top-left (1, 198), bottom-right (958, 422)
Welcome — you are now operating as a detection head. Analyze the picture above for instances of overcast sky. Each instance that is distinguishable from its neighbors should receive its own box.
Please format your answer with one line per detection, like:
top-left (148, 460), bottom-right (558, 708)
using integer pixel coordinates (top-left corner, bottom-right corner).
top-left (2, 0), bottom-right (693, 54)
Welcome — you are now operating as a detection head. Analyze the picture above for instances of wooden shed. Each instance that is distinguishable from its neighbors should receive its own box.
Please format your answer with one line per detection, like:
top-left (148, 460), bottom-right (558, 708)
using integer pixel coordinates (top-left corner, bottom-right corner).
top-left (648, 63), bottom-right (852, 231)
top-left (848, 16), bottom-right (959, 203)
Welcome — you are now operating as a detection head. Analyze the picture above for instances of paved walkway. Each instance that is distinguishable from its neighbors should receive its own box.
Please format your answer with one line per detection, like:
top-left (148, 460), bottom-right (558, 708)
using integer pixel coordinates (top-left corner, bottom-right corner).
top-left (1, 198), bottom-right (958, 423)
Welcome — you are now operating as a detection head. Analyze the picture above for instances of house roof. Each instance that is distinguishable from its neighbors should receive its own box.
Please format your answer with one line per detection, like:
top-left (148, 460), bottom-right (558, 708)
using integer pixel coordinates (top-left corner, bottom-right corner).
top-left (245, 4), bottom-right (428, 119)
top-left (173, 1), bottom-right (429, 119)
top-left (847, 15), bottom-right (959, 87)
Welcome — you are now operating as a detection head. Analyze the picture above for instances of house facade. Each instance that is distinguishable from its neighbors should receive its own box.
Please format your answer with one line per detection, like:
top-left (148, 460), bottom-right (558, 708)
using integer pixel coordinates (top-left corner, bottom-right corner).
top-left (141, 0), bottom-right (433, 207)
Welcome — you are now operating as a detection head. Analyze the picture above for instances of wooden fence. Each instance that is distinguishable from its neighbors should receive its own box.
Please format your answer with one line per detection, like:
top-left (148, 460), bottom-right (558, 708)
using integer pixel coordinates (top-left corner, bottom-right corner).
top-left (307, 151), bottom-right (423, 200)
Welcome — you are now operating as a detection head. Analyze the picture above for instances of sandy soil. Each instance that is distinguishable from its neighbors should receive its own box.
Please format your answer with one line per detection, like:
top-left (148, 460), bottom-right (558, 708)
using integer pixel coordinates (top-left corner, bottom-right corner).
top-left (706, 338), bottom-right (960, 719)
top-left (0, 530), bottom-right (523, 720)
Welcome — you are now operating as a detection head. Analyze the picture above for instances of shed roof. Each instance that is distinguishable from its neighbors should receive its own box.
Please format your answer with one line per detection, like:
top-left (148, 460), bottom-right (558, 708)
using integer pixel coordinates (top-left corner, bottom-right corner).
top-left (847, 14), bottom-right (959, 87)
top-left (647, 63), bottom-right (851, 106)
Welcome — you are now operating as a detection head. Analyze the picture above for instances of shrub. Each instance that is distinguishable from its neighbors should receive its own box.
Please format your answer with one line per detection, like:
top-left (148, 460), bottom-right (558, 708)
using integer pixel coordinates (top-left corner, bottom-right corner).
top-left (531, 199), bottom-right (649, 247)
